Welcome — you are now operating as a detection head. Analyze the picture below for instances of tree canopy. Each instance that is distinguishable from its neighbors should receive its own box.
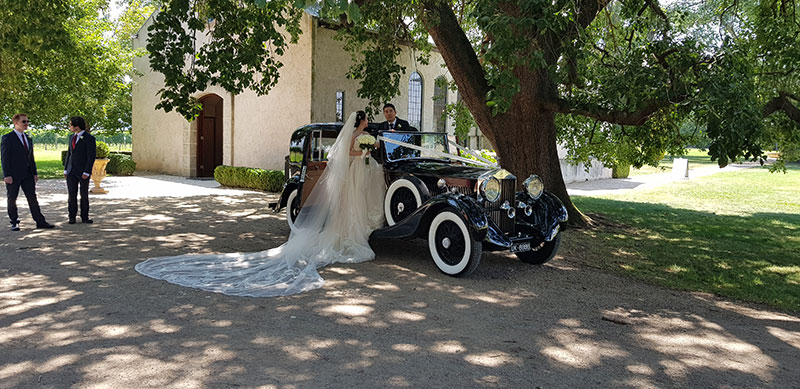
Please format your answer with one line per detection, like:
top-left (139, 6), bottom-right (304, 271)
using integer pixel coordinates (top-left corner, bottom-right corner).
top-left (145, 0), bottom-right (800, 225)
top-left (0, 0), bottom-right (154, 132)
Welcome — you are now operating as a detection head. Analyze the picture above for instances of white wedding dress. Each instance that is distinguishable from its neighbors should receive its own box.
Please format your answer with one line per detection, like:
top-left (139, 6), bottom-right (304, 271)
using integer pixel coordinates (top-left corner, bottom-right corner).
top-left (135, 112), bottom-right (386, 297)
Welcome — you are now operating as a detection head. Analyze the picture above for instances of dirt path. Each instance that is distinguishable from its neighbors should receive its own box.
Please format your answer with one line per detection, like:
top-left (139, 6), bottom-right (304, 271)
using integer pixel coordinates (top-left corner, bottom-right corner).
top-left (1, 176), bottom-right (798, 388)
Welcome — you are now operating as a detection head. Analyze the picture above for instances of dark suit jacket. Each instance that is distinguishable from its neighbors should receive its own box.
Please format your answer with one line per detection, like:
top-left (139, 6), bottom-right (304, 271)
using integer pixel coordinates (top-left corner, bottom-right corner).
top-left (1, 131), bottom-right (38, 179)
top-left (64, 132), bottom-right (96, 178)
top-left (379, 118), bottom-right (416, 132)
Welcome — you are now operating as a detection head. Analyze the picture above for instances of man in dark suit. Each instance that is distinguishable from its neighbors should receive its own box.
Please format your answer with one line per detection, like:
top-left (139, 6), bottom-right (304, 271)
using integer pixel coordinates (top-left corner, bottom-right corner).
top-left (378, 103), bottom-right (416, 132)
top-left (63, 116), bottom-right (96, 224)
top-left (1, 113), bottom-right (55, 231)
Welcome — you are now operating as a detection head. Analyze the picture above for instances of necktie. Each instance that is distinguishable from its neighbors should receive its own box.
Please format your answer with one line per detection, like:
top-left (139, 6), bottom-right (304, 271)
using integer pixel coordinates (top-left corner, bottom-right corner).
top-left (389, 122), bottom-right (394, 130)
top-left (21, 135), bottom-right (28, 151)
top-left (71, 135), bottom-right (76, 149)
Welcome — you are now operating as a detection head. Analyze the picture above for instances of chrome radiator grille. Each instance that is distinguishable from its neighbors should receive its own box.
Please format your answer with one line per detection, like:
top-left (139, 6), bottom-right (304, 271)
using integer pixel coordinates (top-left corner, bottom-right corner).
top-left (434, 185), bottom-right (474, 196)
top-left (487, 179), bottom-right (516, 234)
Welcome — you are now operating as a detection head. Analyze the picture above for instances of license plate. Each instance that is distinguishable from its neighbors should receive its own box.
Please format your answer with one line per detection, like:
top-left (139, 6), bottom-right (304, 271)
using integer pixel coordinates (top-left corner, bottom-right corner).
top-left (510, 241), bottom-right (532, 253)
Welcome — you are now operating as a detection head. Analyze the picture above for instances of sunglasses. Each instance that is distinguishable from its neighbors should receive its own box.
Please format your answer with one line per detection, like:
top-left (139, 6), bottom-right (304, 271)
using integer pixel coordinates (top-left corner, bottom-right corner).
top-left (20, 120), bottom-right (30, 124)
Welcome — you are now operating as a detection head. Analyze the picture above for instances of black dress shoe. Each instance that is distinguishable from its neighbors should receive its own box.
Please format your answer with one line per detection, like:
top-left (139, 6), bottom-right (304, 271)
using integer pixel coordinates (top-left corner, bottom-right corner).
top-left (36, 222), bottom-right (55, 229)
top-left (11, 221), bottom-right (20, 231)
top-left (81, 219), bottom-right (93, 224)
top-left (68, 218), bottom-right (76, 224)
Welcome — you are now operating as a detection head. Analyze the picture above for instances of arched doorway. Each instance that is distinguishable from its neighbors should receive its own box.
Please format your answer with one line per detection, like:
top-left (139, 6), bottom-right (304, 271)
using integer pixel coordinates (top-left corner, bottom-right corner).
top-left (197, 94), bottom-right (223, 177)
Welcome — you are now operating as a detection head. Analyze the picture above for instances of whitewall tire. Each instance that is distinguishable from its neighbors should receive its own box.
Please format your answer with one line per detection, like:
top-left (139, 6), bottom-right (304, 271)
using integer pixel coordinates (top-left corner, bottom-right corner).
top-left (427, 210), bottom-right (482, 277)
top-left (285, 189), bottom-right (300, 231)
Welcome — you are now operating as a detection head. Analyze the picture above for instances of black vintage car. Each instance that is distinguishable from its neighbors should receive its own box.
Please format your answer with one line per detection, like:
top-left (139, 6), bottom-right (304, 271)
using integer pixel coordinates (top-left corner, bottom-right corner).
top-left (270, 123), bottom-right (567, 276)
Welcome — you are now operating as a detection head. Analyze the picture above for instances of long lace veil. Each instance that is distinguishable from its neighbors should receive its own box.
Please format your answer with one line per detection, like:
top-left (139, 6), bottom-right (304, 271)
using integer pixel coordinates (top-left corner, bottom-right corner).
top-left (135, 112), bottom-right (361, 297)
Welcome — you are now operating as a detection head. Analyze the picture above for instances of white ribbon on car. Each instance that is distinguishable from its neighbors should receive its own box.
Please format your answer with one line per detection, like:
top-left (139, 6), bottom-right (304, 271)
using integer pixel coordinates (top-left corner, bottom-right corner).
top-left (377, 135), bottom-right (499, 169)
top-left (447, 140), bottom-right (498, 167)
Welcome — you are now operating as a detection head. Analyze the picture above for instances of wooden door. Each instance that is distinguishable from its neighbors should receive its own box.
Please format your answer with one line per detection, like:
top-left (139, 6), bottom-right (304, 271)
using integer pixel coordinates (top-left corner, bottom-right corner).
top-left (197, 95), bottom-right (223, 177)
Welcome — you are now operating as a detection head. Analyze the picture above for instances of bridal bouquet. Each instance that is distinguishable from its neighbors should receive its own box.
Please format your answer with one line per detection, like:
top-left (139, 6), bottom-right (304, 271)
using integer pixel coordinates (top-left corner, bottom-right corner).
top-left (356, 134), bottom-right (377, 165)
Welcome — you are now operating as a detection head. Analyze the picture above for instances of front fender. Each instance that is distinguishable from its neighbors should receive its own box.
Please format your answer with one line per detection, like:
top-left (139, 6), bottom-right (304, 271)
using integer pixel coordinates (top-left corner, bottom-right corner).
top-left (275, 177), bottom-right (300, 211)
top-left (515, 191), bottom-right (566, 239)
top-left (370, 193), bottom-right (488, 240)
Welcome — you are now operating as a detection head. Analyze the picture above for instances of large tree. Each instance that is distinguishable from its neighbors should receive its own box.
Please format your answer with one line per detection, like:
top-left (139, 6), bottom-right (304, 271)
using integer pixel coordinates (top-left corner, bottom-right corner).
top-left (0, 0), bottom-right (154, 132)
top-left (146, 0), bottom-right (800, 226)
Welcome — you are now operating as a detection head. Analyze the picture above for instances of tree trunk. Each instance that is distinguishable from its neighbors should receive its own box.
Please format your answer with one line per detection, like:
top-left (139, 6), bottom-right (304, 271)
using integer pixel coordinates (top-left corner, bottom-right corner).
top-left (486, 80), bottom-right (591, 228)
top-left (421, 0), bottom-right (591, 228)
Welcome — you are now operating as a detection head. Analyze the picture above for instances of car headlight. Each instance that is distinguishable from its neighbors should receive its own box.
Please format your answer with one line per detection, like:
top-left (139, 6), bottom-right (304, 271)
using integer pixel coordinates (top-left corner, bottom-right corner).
top-left (481, 177), bottom-right (501, 202)
top-left (524, 174), bottom-right (544, 200)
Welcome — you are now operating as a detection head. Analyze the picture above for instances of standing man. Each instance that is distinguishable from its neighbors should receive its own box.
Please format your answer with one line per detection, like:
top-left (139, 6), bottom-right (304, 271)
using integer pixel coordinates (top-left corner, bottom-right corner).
top-left (1, 114), bottom-right (55, 231)
top-left (63, 116), bottom-right (95, 224)
top-left (379, 103), bottom-right (416, 132)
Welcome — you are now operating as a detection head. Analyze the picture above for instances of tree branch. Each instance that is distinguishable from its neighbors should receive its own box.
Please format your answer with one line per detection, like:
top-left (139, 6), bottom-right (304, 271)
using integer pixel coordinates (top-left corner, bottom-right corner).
top-left (763, 92), bottom-right (800, 124)
top-left (575, 0), bottom-right (612, 31)
top-left (550, 95), bottom-right (688, 126)
top-left (419, 0), bottom-right (493, 138)
top-left (644, 0), bottom-right (670, 26)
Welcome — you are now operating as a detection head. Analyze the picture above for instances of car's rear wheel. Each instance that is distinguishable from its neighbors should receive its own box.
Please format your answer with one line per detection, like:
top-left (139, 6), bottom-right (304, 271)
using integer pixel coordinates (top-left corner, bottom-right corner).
top-left (385, 177), bottom-right (429, 225)
top-left (428, 210), bottom-right (481, 277)
top-left (516, 234), bottom-right (561, 265)
top-left (285, 189), bottom-right (300, 231)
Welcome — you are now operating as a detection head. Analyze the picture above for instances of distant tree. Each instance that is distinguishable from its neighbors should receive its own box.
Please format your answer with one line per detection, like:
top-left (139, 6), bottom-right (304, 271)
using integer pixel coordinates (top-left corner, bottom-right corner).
top-left (0, 0), bottom-right (154, 133)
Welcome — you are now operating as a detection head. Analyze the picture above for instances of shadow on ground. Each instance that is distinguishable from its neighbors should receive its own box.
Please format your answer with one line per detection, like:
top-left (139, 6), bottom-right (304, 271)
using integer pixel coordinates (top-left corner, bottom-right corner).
top-left (1, 187), bottom-right (799, 387)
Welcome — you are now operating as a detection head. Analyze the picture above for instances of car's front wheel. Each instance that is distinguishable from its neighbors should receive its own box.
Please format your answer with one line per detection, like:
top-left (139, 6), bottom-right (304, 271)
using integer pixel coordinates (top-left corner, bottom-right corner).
top-left (516, 234), bottom-right (561, 265)
top-left (427, 209), bottom-right (481, 277)
top-left (285, 189), bottom-right (300, 231)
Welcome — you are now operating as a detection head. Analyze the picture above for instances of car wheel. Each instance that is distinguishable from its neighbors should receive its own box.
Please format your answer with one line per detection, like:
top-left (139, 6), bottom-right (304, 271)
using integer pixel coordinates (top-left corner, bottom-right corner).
top-left (285, 189), bottom-right (300, 231)
top-left (516, 234), bottom-right (561, 265)
top-left (385, 177), bottom-right (429, 226)
top-left (428, 209), bottom-right (482, 277)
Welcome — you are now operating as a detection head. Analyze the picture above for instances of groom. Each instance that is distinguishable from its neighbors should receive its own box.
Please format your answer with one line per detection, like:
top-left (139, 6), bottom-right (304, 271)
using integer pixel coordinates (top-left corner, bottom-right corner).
top-left (379, 103), bottom-right (416, 132)
top-left (63, 116), bottom-right (96, 224)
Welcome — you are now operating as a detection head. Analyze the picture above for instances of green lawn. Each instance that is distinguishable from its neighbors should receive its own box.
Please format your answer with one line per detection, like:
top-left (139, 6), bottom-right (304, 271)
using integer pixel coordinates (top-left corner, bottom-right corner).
top-left (565, 164), bottom-right (800, 312)
top-left (0, 149), bottom-right (65, 179)
top-left (629, 148), bottom-right (719, 176)
top-left (32, 150), bottom-right (66, 179)
top-left (2, 144), bottom-right (130, 179)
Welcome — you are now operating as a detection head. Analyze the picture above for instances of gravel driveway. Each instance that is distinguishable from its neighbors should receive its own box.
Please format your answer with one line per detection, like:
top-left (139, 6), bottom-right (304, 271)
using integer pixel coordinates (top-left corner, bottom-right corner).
top-left (1, 175), bottom-right (798, 388)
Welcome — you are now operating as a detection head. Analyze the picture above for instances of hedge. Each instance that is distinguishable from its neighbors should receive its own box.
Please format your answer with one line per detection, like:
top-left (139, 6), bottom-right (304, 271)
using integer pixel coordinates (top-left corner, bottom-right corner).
top-left (214, 165), bottom-right (284, 192)
top-left (107, 153), bottom-right (136, 176)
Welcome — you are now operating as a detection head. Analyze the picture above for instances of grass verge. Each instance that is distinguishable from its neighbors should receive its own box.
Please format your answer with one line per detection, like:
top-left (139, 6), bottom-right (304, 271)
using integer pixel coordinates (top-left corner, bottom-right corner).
top-left (630, 148), bottom-right (719, 176)
top-left (564, 164), bottom-right (800, 312)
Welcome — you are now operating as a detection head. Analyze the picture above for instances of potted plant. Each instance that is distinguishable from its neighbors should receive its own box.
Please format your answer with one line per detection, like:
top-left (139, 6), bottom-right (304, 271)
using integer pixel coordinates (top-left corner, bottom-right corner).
top-left (91, 141), bottom-right (110, 194)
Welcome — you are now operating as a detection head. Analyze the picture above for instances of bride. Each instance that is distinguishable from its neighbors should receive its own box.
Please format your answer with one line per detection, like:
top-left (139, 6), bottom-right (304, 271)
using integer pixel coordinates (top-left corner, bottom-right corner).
top-left (135, 111), bottom-right (386, 297)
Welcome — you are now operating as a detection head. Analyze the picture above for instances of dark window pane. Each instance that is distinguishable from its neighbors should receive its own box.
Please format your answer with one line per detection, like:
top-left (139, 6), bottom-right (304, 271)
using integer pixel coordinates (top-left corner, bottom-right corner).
top-left (408, 72), bottom-right (423, 129)
top-left (335, 91), bottom-right (344, 122)
top-left (433, 77), bottom-right (447, 132)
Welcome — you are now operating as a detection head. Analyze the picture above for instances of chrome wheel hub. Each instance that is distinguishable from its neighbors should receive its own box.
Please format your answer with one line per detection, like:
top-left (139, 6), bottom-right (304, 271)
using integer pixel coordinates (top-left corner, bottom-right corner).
top-left (441, 237), bottom-right (451, 249)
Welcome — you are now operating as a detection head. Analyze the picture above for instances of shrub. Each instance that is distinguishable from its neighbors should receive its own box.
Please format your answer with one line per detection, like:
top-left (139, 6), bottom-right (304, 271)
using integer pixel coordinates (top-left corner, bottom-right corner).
top-left (107, 153), bottom-right (136, 176)
top-left (214, 165), bottom-right (284, 192)
top-left (96, 141), bottom-right (110, 159)
top-left (612, 164), bottom-right (631, 178)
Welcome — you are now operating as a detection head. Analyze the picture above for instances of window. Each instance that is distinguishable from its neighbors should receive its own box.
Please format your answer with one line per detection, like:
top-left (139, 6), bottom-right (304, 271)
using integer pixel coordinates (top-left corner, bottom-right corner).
top-left (408, 72), bottom-right (423, 129)
top-left (335, 91), bottom-right (345, 122)
top-left (433, 77), bottom-right (448, 132)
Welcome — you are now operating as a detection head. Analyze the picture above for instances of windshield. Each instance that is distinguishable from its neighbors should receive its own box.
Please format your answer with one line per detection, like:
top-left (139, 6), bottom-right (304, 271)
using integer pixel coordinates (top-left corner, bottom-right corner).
top-left (382, 132), bottom-right (451, 162)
